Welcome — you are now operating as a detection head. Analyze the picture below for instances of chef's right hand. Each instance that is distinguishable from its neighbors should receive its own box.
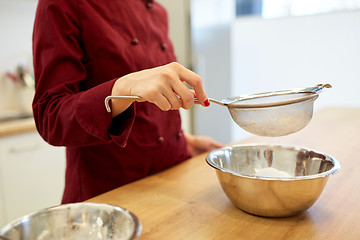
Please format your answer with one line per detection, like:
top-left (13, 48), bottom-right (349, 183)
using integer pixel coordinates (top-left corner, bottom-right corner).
top-left (110, 62), bottom-right (210, 117)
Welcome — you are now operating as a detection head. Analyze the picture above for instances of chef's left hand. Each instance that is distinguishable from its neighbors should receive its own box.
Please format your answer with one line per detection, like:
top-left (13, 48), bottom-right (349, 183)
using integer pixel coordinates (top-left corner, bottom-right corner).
top-left (184, 132), bottom-right (223, 157)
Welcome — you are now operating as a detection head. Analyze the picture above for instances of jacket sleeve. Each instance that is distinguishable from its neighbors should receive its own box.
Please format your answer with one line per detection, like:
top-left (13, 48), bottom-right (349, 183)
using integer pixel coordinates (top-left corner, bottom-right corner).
top-left (32, 0), bottom-right (135, 147)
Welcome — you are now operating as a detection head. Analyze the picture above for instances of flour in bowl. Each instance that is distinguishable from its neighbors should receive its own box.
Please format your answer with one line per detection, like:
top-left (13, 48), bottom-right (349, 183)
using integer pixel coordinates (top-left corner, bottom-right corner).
top-left (255, 167), bottom-right (292, 177)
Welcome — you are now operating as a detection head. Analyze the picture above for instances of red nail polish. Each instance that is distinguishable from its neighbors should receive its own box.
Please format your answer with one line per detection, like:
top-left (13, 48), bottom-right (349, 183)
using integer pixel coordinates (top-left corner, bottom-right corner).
top-left (204, 99), bottom-right (210, 107)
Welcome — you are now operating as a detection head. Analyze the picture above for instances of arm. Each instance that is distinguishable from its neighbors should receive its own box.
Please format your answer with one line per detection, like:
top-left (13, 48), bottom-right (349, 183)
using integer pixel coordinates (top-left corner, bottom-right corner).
top-left (32, 0), bottom-right (129, 147)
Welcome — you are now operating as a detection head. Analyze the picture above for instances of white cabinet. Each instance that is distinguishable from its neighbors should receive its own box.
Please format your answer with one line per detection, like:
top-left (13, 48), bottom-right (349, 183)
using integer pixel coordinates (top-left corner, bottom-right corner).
top-left (0, 131), bottom-right (65, 227)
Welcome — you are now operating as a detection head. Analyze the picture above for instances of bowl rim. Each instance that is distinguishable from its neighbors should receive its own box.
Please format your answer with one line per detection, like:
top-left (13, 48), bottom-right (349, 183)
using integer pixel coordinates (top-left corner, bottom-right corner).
top-left (206, 144), bottom-right (341, 181)
top-left (0, 202), bottom-right (142, 240)
top-left (226, 91), bottom-right (319, 109)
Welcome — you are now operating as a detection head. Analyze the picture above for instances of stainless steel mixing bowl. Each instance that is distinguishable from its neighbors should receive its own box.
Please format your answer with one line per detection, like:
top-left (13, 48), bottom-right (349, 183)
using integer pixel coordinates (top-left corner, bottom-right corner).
top-left (206, 144), bottom-right (340, 217)
top-left (0, 202), bottom-right (141, 240)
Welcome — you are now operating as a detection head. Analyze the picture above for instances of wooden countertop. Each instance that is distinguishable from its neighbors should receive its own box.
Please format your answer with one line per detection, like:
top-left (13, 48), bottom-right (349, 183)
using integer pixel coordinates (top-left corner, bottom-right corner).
top-left (0, 117), bottom-right (36, 137)
top-left (88, 107), bottom-right (360, 239)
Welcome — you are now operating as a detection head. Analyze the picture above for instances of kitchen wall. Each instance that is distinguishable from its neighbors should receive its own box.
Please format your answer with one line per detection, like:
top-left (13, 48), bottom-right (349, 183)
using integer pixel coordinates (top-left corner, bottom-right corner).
top-left (191, 2), bottom-right (360, 144)
top-left (231, 10), bottom-right (360, 141)
top-left (0, 0), bottom-right (37, 114)
top-left (191, 0), bottom-right (236, 144)
top-left (0, 1), bottom-right (36, 69)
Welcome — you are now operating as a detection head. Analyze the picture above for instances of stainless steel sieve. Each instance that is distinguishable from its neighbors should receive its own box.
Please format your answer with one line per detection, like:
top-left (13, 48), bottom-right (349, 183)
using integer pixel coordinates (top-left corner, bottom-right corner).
top-left (105, 84), bottom-right (331, 137)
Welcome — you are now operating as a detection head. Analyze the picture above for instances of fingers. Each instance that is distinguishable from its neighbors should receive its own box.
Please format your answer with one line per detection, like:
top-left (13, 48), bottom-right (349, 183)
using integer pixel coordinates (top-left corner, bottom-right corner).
top-left (140, 69), bottom-right (183, 111)
top-left (168, 62), bottom-right (209, 107)
top-left (208, 139), bottom-right (224, 149)
top-left (112, 62), bottom-right (209, 112)
top-left (184, 132), bottom-right (224, 157)
top-left (160, 91), bottom-right (182, 111)
top-left (140, 85), bottom-right (175, 111)
top-left (170, 79), bottom-right (196, 110)
top-left (148, 63), bottom-right (201, 110)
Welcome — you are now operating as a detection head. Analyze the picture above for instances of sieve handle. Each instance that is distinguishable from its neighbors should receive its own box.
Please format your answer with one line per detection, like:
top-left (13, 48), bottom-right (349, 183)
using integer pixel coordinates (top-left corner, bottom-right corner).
top-left (105, 95), bottom-right (142, 112)
top-left (299, 84), bottom-right (332, 94)
top-left (104, 95), bottom-right (223, 113)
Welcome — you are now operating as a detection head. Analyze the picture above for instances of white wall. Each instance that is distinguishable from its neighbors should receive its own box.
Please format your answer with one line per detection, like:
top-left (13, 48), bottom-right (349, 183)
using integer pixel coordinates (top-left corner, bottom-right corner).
top-left (191, 0), bottom-right (236, 144)
top-left (231, 10), bottom-right (360, 142)
top-left (157, 0), bottom-right (192, 69)
top-left (0, 0), bottom-right (37, 72)
top-left (0, 0), bottom-right (37, 113)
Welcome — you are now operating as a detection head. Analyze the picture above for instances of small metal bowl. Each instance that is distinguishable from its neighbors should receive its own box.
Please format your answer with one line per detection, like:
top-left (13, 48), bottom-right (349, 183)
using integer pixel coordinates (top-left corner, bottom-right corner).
top-left (0, 202), bottom-right (141, 240)
top-left (206, 144), bottom-right (340, 217)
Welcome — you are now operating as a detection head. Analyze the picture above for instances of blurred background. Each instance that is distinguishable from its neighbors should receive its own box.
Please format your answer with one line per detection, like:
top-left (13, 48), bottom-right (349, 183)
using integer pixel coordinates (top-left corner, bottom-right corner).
top-left (0, 0), bottom-right (360, 226)
top-left (187, 0), bottom-right (360, 144)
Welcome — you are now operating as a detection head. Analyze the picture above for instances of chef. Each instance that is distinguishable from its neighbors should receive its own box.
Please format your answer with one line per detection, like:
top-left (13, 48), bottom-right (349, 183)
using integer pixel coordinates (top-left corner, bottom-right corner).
top-left (32, 0), bottom-right (222, 203)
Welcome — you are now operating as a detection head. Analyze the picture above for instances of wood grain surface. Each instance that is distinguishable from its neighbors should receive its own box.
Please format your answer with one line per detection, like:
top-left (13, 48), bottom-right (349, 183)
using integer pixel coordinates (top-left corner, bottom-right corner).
top-left (0, 118), bottom-right (36, 137)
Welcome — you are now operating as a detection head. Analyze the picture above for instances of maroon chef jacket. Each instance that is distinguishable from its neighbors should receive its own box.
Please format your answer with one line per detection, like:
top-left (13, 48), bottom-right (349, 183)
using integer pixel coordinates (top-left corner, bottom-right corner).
top-left (32, 0), bottom-right (191, 203)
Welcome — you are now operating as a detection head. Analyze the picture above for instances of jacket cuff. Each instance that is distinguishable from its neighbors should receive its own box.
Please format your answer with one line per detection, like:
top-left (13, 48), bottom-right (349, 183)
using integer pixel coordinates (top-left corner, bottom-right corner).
top-left (108, 103), bottom-right (136, 147)
top-left (75, 79), bottom-right (135, 146)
